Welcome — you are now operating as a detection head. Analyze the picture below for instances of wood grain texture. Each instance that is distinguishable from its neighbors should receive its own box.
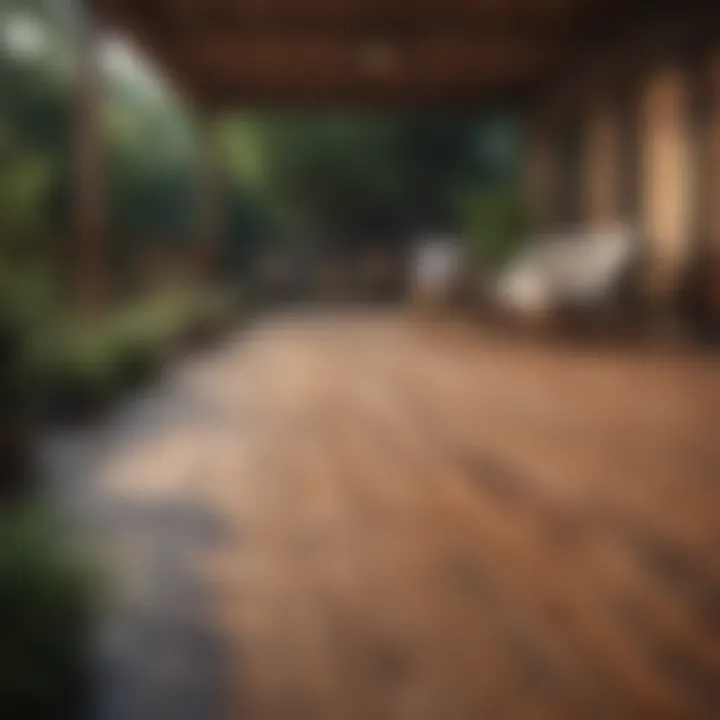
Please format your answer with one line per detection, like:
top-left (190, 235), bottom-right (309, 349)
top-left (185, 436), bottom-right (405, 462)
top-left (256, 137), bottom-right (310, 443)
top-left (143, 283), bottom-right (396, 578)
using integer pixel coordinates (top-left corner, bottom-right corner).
top-left (200, 312), bottom-right (720, 719)
top-left (43, 311), bottom-right (720, 719)
top-left (90, 0), bottom-right (633, 107)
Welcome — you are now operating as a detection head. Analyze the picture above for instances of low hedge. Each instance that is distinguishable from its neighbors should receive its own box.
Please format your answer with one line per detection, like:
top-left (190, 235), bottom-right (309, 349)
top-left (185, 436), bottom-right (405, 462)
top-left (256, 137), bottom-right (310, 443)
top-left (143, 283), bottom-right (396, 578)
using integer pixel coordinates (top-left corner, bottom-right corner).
top-left (30, 287), bottom-right (242, 421)
top-left (0, 306), bottom-right (39, 495)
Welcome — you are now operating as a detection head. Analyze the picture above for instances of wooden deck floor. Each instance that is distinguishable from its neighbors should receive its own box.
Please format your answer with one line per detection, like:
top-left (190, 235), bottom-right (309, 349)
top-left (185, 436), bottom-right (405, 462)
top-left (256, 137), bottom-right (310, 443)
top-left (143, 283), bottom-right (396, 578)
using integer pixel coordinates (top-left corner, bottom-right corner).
top-left (44, 311), bottom-right (720, 719)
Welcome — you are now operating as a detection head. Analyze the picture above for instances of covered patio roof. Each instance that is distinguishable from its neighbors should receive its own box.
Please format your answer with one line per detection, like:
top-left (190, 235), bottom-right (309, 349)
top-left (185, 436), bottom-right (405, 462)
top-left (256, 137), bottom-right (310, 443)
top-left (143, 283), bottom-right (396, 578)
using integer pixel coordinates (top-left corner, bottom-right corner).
top-left (91, 0), bottom-right (647, 108)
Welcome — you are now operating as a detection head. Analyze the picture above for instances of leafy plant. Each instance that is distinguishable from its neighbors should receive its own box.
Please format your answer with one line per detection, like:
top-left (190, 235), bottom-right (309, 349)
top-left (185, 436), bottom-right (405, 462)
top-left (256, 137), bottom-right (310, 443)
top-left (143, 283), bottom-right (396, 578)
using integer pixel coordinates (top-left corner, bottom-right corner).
top-left (460, 187), bottom-right (528, 269)
top-left (0, 504), bottom-right (96, 720)
top-left (29, 287), bottom-right (242, 419)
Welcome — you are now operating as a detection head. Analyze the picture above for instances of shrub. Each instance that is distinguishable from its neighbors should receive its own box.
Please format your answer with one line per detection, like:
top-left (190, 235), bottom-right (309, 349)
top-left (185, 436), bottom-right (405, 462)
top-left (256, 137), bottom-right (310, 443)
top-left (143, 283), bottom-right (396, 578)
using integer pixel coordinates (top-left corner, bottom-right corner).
top-left (33, 320), bottom-right (122, 420)
top-left (0, 301), bottom-right (40, 489)
top-left (0, 505), bottom-right (96, 720)
top-left (32, 286), bottom-right (243, 420)
top-left (460, 187), bottom-right (528, 270)
top-left (0, 309), bottom-right (30, 417)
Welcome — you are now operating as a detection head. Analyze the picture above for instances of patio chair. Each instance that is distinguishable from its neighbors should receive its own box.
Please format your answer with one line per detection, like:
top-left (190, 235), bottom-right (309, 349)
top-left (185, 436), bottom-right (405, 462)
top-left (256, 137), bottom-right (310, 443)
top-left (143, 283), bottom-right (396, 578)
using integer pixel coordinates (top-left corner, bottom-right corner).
top-left (492, 225), bottom-right (643, 335)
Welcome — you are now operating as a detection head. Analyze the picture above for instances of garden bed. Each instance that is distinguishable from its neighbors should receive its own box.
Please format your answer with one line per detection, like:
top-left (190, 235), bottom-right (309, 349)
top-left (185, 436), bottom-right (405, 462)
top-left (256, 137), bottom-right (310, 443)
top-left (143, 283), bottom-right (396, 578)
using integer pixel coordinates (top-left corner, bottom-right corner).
top-left (32, 287), bottom-right (242, 425)
top-left (0, 286), bottom-right (243, 501)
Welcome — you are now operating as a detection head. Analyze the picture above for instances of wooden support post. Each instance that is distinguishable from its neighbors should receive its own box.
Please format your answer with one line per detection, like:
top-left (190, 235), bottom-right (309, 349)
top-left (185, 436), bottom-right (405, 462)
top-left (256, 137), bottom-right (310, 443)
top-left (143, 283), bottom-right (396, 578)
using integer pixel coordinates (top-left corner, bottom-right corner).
top-left (617, 86), bottom-right (641, 228)
top-left (523, 121), bottom-right (556, 232)
top-left (680, 52), bottom-right (720, 334)
top-left (195, 115), bottom-right (223, 283)
top-left (707, 55), bottom-right (720, 321)
top-left (73, 2), bottom-right (106, 311)
top-left (639, 67), bottom-right (693, 305)
top-left (704, 55), bottom-right (720, 253)
top-left (584, 102), bottom-right (621, 227)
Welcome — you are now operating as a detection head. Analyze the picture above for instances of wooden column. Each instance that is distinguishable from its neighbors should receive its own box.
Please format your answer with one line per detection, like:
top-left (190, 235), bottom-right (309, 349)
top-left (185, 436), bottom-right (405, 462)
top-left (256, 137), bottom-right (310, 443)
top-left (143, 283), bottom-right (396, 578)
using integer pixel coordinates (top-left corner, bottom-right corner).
top-left (523, 122), bottom-right (556, 231)
top-left (584, 102), bottom-right (621, 227)
top-left (709, 55), bottom-right (720, 253)
top-left (701, 53), bottom-right (720, 319)
top-left (618, 86), bottom-right (641, 227)
top-left (73, 2), bottom-right (106, 310)
top-left (557, 119), bottom-right (583, 226)
top-left (639, 67), bottom-right (693, 303)
top-left (195, 115), bottom-right (223, 283)
top-left (675, 52), bottom-right (719, 331)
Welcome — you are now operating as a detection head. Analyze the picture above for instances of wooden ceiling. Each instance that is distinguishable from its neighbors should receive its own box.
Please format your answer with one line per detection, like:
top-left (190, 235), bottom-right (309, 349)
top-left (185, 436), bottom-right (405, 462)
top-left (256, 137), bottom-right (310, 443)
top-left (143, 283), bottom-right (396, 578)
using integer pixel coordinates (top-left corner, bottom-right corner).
top-left (92, 0), bottom-right (642, 108)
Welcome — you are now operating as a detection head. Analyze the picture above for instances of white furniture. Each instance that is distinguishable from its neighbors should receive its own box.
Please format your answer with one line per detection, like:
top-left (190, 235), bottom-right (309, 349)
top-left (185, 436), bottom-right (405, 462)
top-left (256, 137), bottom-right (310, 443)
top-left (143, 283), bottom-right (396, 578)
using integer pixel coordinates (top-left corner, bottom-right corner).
top-left (494, 226), bottom-right (640, 321)
top-left (410, 236), bottom-right (463, 306)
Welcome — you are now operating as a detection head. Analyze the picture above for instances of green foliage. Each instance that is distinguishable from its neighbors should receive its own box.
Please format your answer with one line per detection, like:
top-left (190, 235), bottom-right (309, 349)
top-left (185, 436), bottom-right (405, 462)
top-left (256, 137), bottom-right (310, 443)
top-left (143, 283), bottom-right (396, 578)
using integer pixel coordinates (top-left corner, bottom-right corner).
top-left (219, 113), bottom-right (520, 249)
top-left (0, 143), bottom-right (52, 260)
top-left (1, 0), bottom-right (523, 301)
top-left (29, 288), bottom-right (242, 417)
top-left (0, 503), bottom-right (95, 720)
top-left (34, 317), bottom-right (125, 412)
top-left (1, 0), bottom-right (524, 332)
top-left (0, 306), bottom-right (32, 414)
top-left (460, 188), bottom-right (528, 269)
top-left (0, 276), bottom-right (56, 415)
top-left (2, 0), bottom-right (198, 297)
top-left (107, 67), bottom-right (196, 246)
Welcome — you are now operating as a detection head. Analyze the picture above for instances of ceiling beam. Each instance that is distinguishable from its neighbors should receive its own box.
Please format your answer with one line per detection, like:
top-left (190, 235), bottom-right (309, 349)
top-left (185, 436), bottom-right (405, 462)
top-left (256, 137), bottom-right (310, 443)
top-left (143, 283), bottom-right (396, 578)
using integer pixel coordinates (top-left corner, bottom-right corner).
top-left (169, 33), bottom-right (545, 90)
top-left (88, 0), bottom-right (622, 109)
top-left (100, 0), bottom-right (581, 26)
top-left (194, 79), bottom-right (533, 111)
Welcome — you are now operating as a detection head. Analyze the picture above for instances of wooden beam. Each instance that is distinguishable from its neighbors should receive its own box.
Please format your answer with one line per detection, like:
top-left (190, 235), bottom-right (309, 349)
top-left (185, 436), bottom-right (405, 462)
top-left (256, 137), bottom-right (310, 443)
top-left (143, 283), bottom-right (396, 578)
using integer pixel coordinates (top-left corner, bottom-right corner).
top-left (195, 116), bottom-right (223, 282)
top-left (709, 55), bottom-right (720, 251)
top-left (167, 31), bottom-right (547, 106)
top-left (531, 2), bottom-right (720, 123)
top-left (192, 82), bottom-right (531, 111)
top-left (73, 2), bottom-right (107, 310)
top-left (88, 0), bottom-right (651, 110)
top-left (523, 123), bottom-right (557, 230)
top-left (99, 0), bottom-right (581, 32)
top-left (177, 32), bottom-right (545, 73)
